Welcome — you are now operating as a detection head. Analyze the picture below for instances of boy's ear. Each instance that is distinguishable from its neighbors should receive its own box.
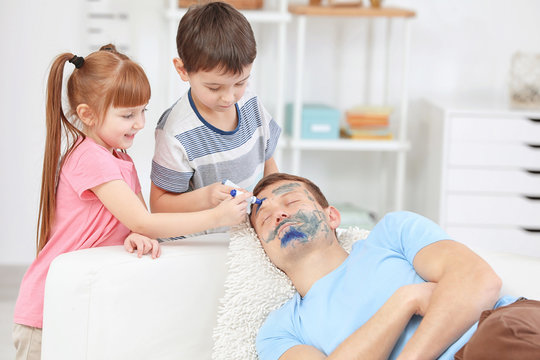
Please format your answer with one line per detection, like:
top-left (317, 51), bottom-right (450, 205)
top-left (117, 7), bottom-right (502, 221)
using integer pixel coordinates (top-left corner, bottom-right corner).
top-left (173, 58), bottom-right (190, 82)
top-left (76, 104), bottom-right (95, 127)
top-left (326, 206), bottom-right (341, 230)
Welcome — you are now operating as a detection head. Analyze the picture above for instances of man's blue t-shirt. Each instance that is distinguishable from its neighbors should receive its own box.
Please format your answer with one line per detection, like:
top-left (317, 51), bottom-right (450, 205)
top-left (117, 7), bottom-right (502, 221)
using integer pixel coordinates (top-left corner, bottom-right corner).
top-left (256, 211), bottom-right (516, 360)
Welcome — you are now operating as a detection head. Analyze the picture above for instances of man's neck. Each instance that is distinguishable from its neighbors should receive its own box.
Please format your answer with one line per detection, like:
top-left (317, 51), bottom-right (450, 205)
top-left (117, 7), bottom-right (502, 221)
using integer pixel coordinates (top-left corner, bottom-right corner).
top-left (285, 242), bottom-right (349, 298)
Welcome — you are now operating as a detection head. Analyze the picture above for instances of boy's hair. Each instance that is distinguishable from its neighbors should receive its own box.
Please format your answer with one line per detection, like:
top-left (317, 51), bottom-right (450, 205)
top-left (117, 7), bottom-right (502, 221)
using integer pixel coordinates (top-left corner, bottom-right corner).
top-left (176, 1), bottom-right (256, 74)
top-left (38, 44), bottom-right (151, 255)
top-left (252, 173), bottom-right (330, 209)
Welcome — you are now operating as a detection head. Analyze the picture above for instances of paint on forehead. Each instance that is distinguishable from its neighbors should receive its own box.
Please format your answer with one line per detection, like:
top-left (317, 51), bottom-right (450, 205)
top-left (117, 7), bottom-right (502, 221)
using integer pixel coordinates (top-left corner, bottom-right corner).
top-left (271, 182), bottom-right (301, 196)
top-left (303, 189), bottom-right (315, 202)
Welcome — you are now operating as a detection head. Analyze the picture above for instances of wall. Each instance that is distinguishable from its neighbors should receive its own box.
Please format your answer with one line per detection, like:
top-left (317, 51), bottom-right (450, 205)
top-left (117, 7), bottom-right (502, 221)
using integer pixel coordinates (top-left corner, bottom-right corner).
top-left (1, 0), bottom-right (540, 264)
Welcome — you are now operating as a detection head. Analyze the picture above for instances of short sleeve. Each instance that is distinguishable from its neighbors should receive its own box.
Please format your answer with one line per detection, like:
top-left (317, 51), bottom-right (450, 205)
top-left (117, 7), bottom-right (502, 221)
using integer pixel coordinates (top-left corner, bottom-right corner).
top-left (151, 126), bottom-right (193, 193)
top-left (63, 146), bottom-right (124, 200)
top-left (256, 303), bottom-right (303, 360)
top-left (373, 211), bottom-right (452, 265)
top-left (257, 97), bottom-right (281, 161)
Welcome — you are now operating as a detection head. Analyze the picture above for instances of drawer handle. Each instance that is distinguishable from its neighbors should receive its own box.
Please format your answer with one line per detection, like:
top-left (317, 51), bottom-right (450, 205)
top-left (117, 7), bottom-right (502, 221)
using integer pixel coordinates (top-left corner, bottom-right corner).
top-left (527, 144), bottom-right (540, 149)
top-left (525, 169), bottom-right (540, 174)
top-left (521, 227), bottom-right (540, 233)
top-left (523, 195), bottom-right (540, 200)
top-left (527, 118), bottom-right (540, 123)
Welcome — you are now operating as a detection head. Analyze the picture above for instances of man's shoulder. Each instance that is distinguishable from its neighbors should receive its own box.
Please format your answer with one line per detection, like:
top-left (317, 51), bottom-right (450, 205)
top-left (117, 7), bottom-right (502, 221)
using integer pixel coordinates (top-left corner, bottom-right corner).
top-left (263, 293), bottom-right (299, 325)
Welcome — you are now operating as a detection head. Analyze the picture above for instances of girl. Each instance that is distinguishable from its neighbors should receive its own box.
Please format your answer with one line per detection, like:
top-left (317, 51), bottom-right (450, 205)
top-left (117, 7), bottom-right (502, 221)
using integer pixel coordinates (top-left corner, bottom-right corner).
top-left (12, 44), bottom-right (250, 359)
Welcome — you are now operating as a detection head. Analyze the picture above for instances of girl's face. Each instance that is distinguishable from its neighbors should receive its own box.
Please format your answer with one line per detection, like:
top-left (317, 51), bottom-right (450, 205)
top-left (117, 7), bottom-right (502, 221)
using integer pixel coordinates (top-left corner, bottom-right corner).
top-left (87, 104), bottom-right (147, 152)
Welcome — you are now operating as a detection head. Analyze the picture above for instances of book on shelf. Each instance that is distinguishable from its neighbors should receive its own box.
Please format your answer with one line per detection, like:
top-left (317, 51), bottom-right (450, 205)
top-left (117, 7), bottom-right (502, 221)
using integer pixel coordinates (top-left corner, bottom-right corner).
top-left (342, 105), bottom-right (393, 140)
top-left (340, 127), bottom-right (393, 140)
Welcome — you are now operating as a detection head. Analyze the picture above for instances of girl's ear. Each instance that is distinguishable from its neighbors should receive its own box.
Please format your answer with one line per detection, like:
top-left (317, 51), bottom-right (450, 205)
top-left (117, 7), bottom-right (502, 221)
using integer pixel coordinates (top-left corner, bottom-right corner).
top-left (76, 104), bottom-right (95, 127)
top-left (325, 206), bottom-right (341, 230)
top-left (173, 58), bottom-right (190, 82)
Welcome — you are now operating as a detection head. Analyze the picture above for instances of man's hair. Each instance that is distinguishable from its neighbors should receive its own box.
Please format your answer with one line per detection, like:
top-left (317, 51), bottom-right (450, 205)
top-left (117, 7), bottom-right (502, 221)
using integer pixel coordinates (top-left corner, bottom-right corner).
top-left (252, 173), bottom-right (329, 208)
top-left (176, 1), bottom-right (257, 74)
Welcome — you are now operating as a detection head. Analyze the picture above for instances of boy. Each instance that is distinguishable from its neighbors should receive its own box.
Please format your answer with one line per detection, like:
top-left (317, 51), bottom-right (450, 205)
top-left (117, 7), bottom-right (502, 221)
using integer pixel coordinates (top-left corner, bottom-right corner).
top-left (150, 2), bottom-right (281, 218)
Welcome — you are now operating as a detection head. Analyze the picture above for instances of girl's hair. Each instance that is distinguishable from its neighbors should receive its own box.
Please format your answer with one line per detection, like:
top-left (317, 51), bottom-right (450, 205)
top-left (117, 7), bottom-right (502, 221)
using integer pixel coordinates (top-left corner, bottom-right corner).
top-left (176, 1), bottom-right (256, 74)
top-left (37, 44), bottom-right (151, 255)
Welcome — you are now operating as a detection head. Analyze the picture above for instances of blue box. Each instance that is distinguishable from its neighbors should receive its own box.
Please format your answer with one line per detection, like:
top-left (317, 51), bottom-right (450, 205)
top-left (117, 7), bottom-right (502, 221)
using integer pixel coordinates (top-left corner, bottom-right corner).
top-left (285, 103), bottom-right (341, 139)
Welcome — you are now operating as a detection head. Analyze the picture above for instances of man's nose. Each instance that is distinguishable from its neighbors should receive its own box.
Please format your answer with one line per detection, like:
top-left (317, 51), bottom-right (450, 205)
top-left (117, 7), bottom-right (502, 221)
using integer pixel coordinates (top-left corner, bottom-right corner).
top-left (275, 212), bottom-right (288, 225)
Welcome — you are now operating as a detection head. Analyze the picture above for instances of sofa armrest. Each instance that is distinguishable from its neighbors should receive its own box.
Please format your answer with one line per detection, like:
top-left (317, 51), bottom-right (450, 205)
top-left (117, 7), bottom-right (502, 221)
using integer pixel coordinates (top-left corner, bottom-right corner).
top-left (42, 233), bottom-right (229, 360)
top-left (474, 249), bottom-right (540, 300)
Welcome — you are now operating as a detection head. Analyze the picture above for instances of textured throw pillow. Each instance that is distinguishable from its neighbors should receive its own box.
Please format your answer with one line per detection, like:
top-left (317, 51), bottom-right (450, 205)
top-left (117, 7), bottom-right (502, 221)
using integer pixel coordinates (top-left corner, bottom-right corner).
top-left (212, 222), bottom-right (370, 360)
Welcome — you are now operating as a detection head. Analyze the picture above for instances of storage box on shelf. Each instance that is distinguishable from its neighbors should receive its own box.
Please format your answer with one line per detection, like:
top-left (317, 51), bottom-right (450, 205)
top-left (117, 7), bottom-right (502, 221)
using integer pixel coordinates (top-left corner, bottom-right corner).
top-left (412, 100), bottom-right (540, 256)
top-left (285, 103), bottom-right (340, 139)
top-left (287, 4), bottom-right (415, 211)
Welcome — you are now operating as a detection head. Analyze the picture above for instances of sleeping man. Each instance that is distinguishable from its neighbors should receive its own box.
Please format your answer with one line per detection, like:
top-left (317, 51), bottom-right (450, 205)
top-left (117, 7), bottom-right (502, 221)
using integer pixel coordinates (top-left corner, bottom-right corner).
top-left (249, 173), bottom-right (540, 360)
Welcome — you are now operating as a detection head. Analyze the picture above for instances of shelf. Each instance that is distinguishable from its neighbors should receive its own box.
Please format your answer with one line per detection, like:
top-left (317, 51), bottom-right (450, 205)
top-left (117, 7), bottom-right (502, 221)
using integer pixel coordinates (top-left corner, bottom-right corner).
top-left (286, 138), bottom-right (410, 152)
top-left (288, 5), bottom-right (415, 18)
top-left (166, 8), bottom-right (292, 23)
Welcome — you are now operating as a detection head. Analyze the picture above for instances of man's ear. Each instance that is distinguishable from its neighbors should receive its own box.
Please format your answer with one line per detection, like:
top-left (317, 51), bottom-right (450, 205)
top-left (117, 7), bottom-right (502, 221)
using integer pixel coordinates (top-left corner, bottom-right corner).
top-left (76, 104), bottom-right (95, 127)
top-left (173, 58), bottom-right (190, 82)
top-left (326, 206), bottom-right (341, 230)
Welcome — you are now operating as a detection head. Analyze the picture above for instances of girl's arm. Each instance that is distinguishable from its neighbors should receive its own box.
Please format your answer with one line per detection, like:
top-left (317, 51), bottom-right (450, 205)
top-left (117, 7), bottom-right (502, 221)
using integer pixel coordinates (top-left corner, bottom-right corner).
top-left (150, 182), bottom-right (234, 213)
top-left (279, 283), bottom-right (435, 360)
top-left (92, 179), bottom-right (250, 239)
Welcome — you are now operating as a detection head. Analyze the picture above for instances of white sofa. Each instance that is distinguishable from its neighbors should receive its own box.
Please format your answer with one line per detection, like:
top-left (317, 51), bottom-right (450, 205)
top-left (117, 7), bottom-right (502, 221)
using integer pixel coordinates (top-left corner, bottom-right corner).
top-left (41, 232), bottom-right (540, 360)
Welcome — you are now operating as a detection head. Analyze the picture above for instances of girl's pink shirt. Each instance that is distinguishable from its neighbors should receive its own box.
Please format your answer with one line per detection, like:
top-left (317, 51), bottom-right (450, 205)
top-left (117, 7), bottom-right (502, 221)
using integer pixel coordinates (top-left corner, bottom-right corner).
top-left (13, 137), bottom-right (141, 328)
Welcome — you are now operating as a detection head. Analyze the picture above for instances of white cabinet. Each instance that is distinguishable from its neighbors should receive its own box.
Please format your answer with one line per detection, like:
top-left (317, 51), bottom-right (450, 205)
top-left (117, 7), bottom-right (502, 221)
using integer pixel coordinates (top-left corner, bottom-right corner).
top-left (287, 5), bottom-right (415, 210)
top-left (413, 100), bottom-right (540, 256)
top-left (164, 0), bottom-right (290, 130)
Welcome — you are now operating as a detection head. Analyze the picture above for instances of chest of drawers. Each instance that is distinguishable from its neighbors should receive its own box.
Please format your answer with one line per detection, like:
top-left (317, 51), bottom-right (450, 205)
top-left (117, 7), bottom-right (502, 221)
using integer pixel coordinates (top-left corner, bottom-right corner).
top-left (411, 101), bottom-right (540, 256)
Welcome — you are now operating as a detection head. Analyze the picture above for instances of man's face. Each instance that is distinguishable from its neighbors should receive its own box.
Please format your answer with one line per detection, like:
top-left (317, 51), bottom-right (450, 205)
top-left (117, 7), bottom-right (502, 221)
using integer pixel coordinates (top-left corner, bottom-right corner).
top-left (250, 181), bottom-right (335, 265)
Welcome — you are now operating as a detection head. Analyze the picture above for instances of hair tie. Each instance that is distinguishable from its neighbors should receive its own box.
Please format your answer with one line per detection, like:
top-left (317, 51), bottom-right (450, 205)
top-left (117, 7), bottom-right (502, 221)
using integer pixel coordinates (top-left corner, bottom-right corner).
top-left (69, 55), bottom-right (84, 69)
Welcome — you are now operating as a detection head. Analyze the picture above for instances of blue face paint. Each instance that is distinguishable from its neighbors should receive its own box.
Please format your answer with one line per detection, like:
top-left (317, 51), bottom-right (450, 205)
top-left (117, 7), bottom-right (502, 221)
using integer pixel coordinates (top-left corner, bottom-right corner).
top-left (255, 197), bottom-right (266, 214)
top-left (280, 227), bottom-right (307, 248)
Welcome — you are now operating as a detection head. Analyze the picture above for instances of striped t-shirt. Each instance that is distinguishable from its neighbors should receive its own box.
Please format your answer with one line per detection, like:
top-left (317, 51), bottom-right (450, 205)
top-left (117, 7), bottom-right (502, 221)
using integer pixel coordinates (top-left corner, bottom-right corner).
top-left (151, 87), bottom-right (281, 194)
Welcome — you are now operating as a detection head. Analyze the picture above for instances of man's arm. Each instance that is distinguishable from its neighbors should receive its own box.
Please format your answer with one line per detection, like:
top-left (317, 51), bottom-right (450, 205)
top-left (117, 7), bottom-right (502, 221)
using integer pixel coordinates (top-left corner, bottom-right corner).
top-left (278, 283), bottom-right (435, 360)
top-left (397, 240), bottom-right (501, 360)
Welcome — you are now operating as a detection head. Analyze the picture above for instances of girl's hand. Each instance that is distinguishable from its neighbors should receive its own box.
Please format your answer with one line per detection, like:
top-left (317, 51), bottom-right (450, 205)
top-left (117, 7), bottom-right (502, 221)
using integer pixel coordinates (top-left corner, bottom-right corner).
top-left (124, 232), bottom-right (161, 259)
top-left (214, 191), bottom-right (252, 227)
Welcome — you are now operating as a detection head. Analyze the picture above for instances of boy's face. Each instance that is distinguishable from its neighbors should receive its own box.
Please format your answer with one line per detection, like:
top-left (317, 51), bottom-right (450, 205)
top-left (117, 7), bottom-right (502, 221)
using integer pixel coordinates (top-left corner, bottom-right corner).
top-left (180, 63), bottom-right (252, 116)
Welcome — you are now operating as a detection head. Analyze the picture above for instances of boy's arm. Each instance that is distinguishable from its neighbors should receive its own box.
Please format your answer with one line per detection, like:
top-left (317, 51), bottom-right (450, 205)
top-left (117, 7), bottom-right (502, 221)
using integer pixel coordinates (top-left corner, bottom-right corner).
top-left (263, 157), bottom-right (279, 177)
top-left (397, 240), bottom-right (501, 360)
top-left (150, 182), bottom-right (231, 212)
top-left (277, 283), bottom-right (435, 360)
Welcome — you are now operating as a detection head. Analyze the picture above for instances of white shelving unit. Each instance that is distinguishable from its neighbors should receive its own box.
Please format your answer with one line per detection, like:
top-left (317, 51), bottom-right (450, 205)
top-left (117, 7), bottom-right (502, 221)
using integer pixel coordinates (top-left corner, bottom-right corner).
top-left (287, 5), bottom-right (415, 211)
top-left (164, 0), bottom-right (291, 141)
